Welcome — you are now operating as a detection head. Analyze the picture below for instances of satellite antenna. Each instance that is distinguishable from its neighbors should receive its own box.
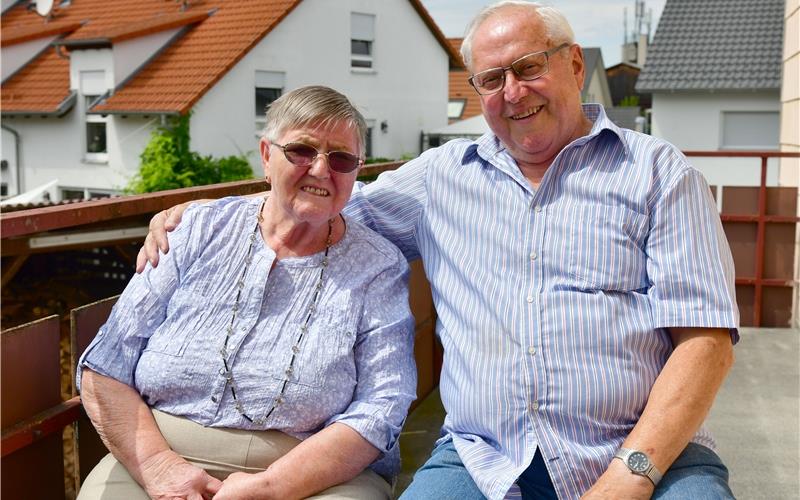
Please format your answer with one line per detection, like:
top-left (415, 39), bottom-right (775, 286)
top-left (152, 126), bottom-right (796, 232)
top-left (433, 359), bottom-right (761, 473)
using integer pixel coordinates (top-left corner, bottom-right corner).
top-left (35, 0), bottom-right (54, 17)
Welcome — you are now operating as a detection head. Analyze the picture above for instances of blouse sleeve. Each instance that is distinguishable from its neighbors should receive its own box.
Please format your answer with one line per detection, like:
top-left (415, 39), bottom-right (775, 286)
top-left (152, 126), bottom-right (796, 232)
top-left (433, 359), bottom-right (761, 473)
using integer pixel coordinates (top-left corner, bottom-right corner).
top-left (75, 204), bottom-right (205, 391)
top-left (325, 254), bottom-right (417, 453)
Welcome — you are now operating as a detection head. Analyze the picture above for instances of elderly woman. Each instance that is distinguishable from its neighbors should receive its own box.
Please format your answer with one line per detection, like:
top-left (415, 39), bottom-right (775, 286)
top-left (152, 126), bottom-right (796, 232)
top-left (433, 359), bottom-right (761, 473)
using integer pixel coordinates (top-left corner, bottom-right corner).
top-left (76, 85), bottom-right (416, 500)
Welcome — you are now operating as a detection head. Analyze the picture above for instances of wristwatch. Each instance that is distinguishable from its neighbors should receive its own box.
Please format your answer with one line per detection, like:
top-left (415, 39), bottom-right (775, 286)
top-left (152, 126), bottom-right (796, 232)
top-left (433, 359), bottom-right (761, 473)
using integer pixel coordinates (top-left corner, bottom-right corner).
top-left (614, 448), bottom-right (663, 486)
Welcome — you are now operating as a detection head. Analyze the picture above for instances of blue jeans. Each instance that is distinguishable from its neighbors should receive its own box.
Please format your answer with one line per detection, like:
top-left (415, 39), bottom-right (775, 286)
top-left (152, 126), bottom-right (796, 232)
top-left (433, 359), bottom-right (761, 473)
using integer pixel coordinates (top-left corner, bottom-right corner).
top-left (399, 441), bottom-right (733, 499)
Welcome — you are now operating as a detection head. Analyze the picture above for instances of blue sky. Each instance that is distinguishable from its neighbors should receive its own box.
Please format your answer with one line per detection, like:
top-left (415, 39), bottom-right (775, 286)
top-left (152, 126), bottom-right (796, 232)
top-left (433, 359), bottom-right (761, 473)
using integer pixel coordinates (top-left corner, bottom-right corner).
top-left (420, 0), bottom-right (667, 67)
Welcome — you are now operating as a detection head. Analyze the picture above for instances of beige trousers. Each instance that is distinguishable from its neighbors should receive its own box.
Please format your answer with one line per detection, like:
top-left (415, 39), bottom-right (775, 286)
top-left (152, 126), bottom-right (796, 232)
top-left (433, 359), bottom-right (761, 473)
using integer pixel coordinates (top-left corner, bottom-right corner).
top-left (77, 410), bottom-right (392, 499)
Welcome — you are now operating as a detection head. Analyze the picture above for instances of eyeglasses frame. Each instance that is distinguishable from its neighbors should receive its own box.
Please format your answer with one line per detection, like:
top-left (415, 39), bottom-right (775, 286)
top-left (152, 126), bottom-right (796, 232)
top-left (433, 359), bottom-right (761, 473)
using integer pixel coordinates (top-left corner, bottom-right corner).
top-left (467, 42), bottom-right (572, 95)
top-left (272, 141), bottom-right (364, 174)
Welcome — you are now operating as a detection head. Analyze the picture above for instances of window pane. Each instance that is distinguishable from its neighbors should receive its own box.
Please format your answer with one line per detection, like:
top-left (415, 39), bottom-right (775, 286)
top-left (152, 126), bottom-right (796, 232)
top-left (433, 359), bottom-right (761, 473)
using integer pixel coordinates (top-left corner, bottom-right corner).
top-left (86, 122), bottom-right (107, 153)
top-left (255, 87), bottom-right (282, 116)
top-left (351, 40), bottom-right (371, 55)
top-left (351, 59), bottom-right (372, 68)
top-left (365, 127), bottom-right (373, 158)
top-left (62, 189), bottom-right (86, 200)
top-left (448, 100), bottom-right (466, 119)
top-left (721, 111), bottom-right (779, 149)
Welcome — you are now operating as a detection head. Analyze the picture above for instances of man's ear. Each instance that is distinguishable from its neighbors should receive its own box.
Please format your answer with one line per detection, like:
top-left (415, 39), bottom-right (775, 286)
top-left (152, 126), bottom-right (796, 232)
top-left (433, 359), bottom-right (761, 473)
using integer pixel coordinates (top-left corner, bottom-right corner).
top-left (570, 44), bottom-right (586, 91)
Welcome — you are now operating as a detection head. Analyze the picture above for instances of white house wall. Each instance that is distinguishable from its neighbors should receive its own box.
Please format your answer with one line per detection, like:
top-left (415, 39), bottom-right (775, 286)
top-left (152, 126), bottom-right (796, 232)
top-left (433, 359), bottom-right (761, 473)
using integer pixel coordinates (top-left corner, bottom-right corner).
top-left (5, 0), bottom-right (449, 196)
top-left (2, 113), bottom-right (122, 194)
top-left (189, 0), bottom-right (449, 171)
top-left (650, 91), bottom-right (782, 189)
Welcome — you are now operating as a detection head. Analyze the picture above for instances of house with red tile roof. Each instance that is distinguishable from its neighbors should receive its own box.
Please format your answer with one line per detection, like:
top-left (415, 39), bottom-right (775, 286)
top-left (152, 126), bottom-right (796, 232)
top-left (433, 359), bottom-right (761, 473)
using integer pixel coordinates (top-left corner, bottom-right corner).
top-left (1, 0), bottom-right (460, 200)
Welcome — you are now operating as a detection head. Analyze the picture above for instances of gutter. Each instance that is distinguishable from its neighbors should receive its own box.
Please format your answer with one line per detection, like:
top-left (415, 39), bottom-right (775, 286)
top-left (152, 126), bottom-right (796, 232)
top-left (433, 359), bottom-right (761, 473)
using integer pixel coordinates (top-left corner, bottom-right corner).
top-left (1, 123), bottom-right (23, 196)
top-left (1, 90), bottom-right (77, 117)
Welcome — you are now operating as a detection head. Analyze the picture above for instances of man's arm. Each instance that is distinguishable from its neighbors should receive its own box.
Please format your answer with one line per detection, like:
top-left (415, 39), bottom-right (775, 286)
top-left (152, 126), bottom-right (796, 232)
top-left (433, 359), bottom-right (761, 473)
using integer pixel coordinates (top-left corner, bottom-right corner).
top-left (81, 369), bottom-right (222, 499)
top-left (582, 327), bottom-right (734, 499)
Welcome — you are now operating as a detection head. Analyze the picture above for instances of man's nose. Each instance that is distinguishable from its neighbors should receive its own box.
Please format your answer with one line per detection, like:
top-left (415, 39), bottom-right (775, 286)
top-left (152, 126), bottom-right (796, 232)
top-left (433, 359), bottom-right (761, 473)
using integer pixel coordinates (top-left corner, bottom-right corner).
top-left (503, 70), bottom-right (527, 103)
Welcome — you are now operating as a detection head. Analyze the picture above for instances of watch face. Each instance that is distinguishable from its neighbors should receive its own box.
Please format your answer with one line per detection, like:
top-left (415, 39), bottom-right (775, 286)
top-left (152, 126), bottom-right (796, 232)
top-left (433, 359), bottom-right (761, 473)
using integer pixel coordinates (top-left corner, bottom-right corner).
top-left (628, 451), bottom-right (650, 472)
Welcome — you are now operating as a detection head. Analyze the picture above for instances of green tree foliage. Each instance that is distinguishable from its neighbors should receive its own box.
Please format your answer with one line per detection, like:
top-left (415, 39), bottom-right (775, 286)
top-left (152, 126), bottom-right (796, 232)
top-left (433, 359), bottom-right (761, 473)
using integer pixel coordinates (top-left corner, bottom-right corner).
top-left (127, 114), bottom-right (253, 193)
top-left (620, 95), bottom-right (640, 107)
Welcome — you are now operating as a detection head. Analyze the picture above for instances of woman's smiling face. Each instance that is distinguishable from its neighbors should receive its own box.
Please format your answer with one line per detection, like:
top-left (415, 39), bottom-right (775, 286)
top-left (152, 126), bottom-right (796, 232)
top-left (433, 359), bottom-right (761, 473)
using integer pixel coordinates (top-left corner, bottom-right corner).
top-left (260, 121), bottom-right (361, 227)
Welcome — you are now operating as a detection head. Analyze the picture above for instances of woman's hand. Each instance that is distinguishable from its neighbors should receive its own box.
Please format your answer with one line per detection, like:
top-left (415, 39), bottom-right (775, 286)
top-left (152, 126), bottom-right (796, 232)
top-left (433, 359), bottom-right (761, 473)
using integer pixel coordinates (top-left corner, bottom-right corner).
top-left (213, 472), bottom-right (273, 500)
top-left (140, 449), bottom-right (222, 500)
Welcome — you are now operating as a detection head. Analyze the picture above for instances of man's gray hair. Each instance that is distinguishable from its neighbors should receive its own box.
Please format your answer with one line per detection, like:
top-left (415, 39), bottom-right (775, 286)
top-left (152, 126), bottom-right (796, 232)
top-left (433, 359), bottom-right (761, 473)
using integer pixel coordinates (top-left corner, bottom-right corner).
top-left (263, 85), bottom-right (367, 155)
top-left (460, 1), bottom-right (575, 71)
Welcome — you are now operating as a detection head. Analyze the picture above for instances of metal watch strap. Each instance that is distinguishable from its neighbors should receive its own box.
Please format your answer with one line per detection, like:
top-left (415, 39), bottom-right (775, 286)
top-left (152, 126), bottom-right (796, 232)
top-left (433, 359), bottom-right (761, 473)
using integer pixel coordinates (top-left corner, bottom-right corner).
top-left (614, 447), bottom-right (663, 486)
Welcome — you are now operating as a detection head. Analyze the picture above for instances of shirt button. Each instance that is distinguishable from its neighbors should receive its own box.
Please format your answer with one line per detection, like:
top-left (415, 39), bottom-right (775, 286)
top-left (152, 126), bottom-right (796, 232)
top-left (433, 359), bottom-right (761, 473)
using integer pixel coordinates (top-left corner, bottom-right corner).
top-left (529, 252), bottom-right (538, 260)
top-left (528, 346), bottom-right (537, 355)
top-left (534, 205), bottom-right (542, 213)
top-left (526, 296), bottom-right (534, 303)
top-left (211, 395), bottom-right (218, 403)
top-left (530, 401), bottom-right (539, 411)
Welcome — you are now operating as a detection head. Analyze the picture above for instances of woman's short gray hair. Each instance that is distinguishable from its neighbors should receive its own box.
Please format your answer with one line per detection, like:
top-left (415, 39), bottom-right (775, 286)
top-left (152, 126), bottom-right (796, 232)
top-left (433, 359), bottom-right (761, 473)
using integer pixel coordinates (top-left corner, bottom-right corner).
top-left (262, 85), bottom-right (367, 156)
top-left (460, 1), bottom-right (575, 71)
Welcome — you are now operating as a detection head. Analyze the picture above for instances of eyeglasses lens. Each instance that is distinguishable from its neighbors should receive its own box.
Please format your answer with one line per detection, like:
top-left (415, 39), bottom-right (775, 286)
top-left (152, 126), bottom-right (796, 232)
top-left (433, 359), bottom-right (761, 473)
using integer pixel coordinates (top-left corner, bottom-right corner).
top-left (472, 51), bottom-right (549, 94)
top-left (513, 52), bottom-right (548, 80)
top-left (283, 143), bottom-right (359, 173)
top-left (283, 144), bottom-right (317, 166)
top-left (328, 152), bottom-right (359, 173)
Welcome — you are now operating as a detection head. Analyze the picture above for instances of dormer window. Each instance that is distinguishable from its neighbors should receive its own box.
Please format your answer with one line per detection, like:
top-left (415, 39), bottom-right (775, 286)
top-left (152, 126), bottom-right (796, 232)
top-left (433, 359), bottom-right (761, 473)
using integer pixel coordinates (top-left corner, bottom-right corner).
top-left (80, 70), bottom-right (109, 163)
top-left (351, 13), bottom-right (375, 70)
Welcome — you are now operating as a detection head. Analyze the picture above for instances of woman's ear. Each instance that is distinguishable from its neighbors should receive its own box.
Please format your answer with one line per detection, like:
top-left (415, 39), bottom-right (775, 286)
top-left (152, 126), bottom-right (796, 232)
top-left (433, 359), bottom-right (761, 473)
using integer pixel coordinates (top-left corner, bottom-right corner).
top-left (260, 138), bottom-right (272, 181)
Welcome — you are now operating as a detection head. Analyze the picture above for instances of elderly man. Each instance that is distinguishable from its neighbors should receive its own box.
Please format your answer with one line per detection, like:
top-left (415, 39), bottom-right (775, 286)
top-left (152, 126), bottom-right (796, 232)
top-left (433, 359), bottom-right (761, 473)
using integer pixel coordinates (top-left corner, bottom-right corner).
top-left (139, 2), bottom-right (738, 499)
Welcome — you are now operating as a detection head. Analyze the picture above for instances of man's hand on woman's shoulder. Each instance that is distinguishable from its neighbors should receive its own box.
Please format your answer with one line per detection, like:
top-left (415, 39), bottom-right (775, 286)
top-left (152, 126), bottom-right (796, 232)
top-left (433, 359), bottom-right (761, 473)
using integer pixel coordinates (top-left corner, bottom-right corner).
top-left (136, 202), bottom-right (193, 273)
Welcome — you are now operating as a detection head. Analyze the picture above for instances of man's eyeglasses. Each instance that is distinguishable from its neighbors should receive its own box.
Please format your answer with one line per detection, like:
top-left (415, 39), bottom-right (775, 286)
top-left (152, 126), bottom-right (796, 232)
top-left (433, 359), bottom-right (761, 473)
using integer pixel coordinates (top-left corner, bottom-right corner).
top-left (468, 43), bottom-right (571, 95)
top-left (272, 142), bottom-right (363, 173)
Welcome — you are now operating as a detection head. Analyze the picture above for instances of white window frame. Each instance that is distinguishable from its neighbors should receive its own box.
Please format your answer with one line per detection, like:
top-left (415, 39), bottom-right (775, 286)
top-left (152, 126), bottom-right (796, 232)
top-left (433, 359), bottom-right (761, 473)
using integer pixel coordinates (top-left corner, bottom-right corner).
top-left (80, 70), bottom-right (109, 163)
top-left (351, 12), bottom-right (375, 71)
top-left (448, 99), bottom-right (466, 120)
top-left (254, 71), bottom-right (285, 136)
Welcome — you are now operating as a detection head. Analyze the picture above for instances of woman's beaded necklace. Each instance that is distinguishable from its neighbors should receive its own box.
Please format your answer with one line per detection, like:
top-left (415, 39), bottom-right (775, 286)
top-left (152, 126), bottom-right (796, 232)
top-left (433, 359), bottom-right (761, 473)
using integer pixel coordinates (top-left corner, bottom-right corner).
top-left (219, 197), bottom-right (333, 425)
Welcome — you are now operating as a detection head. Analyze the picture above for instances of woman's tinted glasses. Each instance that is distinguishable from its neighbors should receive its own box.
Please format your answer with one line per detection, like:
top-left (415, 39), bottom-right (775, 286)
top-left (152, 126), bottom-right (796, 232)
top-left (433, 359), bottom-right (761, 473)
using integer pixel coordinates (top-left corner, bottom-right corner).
top-left (273, 142), bottom-right (363, 173)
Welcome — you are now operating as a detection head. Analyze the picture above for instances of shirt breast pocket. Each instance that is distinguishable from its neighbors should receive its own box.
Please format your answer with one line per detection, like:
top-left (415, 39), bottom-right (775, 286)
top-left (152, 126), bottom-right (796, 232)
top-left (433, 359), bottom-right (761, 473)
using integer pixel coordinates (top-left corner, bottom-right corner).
top-left (564, 206), bottom-right (649, 291)
top-left (271, 321), bottom-right (356, 388)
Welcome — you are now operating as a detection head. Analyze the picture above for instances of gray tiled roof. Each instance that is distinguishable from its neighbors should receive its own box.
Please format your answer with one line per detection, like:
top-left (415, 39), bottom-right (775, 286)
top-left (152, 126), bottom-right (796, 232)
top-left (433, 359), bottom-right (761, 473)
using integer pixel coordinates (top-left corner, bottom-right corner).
top-left (636, 0), bottom-right (784, 92)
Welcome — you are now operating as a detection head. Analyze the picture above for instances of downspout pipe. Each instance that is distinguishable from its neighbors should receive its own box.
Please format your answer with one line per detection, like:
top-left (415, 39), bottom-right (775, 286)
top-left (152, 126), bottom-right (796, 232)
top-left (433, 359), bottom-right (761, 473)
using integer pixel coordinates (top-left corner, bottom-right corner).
top-left (1, 123), bottom-right (22, 196)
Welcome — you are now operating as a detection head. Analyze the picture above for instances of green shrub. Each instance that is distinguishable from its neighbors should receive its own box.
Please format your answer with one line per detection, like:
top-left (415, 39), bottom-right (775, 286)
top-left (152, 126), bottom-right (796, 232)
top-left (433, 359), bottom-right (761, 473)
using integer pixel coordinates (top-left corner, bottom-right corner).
top-left (127, 114), bottom-right (253, 193)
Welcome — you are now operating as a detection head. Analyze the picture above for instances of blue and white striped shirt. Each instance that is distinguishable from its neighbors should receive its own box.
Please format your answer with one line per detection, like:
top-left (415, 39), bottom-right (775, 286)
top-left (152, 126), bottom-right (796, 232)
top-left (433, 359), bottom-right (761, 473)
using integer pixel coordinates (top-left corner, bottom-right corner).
top-left (345, 104), bottom-right (739, 499)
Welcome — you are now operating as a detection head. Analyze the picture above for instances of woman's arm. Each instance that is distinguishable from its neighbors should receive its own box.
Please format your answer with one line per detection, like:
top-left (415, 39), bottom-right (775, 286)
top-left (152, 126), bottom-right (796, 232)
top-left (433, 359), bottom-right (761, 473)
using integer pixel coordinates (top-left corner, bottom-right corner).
top-left (81, 369), bottom-right (222, 499)
top-left (214, 422), bottom-right (379, 500)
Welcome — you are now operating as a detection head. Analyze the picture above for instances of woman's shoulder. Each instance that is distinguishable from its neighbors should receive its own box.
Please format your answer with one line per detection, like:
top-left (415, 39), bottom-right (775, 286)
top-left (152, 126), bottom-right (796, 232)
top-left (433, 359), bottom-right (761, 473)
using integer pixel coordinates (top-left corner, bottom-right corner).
top-left (341, 217), bottom-right (408, 271)
top-left (186, 196), bottom-right (260, 225)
